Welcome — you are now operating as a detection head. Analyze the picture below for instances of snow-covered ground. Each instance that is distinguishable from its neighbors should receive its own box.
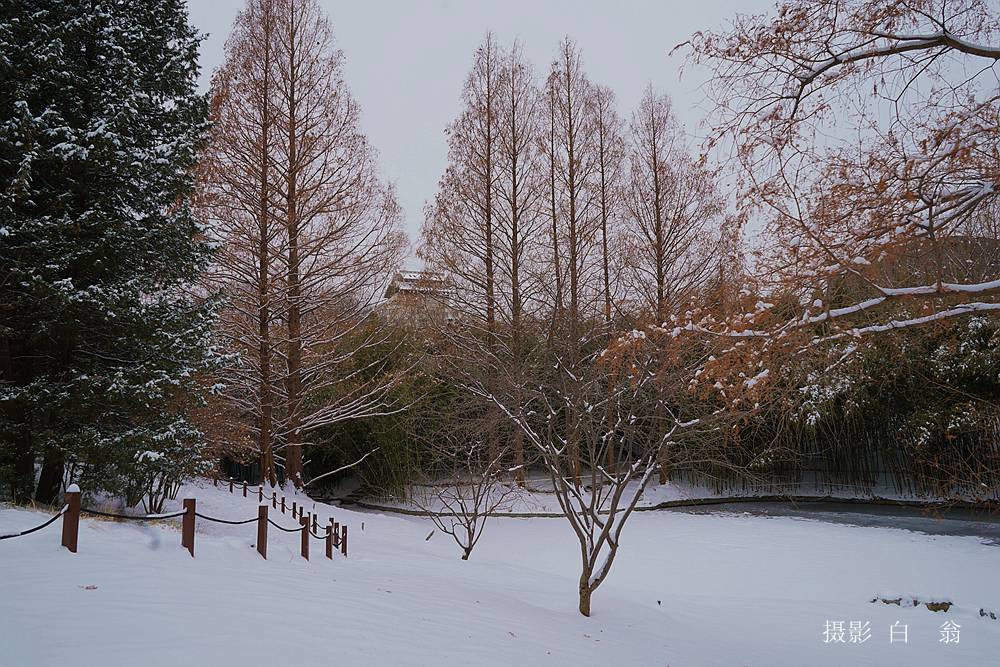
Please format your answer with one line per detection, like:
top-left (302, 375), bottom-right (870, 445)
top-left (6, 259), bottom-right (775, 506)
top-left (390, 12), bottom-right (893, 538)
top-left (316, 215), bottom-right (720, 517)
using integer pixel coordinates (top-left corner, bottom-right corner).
top-left (2, 479), bottom-right (998, 666)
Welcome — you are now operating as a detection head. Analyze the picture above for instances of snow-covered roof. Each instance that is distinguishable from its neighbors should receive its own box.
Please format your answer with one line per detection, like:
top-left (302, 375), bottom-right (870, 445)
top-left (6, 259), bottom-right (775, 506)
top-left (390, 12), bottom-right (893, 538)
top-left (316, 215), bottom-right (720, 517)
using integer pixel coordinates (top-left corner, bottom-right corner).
top-left (385, 270), bottom-right (451, 297)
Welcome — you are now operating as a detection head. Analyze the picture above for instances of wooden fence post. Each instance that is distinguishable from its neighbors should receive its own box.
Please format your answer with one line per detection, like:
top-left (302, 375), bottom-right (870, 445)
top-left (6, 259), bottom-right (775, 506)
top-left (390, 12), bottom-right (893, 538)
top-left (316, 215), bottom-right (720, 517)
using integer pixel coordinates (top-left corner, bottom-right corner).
top-left (61, 484), bottom-right (81, 553)
top-left (181, 498), bottom-right (196, 557)
top-left (213, 478), bottom-right (218, 488)
top-left (333, 521), bottom-right (339, 548)
top-left (229, 479), bottom-right (233, 493)
top-left (311, 513), bottom-right (317, 532)
top-left (299, 515), bottom-right (309, 560)
top-left (292, 501), bottom-right (297, 518)
top-left (257, 504), bottom-right (268, 560)
top-left (281, 497), bottom-right (286, 514)
top-left (325, 521), bottom-right (333, 559)
top-left (341, 525), bottom-right (347, 557)
top-left (242, 482), bottom-right (247, 498)
top-left (271, 493), bottom-right (276, 509)
top-left (258, 487), bottom-right (263, 502)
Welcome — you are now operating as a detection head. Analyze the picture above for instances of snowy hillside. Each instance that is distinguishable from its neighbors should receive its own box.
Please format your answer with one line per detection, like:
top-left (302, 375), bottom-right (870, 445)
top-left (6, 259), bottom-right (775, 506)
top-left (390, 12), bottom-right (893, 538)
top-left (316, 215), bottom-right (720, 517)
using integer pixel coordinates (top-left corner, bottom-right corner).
top-left (1, 480), bottom-right (998, 666)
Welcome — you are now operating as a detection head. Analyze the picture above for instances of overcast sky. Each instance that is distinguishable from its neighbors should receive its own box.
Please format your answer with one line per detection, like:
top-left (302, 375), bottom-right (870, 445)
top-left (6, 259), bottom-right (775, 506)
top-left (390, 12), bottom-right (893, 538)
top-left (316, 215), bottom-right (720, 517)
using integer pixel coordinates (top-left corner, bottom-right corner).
top-left (187, 0), bottom-right (775, 264)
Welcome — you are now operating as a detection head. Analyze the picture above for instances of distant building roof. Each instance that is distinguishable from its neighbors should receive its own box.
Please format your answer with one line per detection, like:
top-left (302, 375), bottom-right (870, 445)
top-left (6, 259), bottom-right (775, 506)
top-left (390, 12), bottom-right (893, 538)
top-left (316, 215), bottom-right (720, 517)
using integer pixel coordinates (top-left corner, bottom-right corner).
top-left (384, 270), bottom-right (451, 299)
top-left (377, 270), bottom-right (456, 328)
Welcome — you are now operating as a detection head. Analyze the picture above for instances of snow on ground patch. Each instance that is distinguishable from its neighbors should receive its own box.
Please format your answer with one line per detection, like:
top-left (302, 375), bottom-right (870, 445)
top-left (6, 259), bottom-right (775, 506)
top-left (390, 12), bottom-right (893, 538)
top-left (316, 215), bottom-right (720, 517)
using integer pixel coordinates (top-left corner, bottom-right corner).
top-left (1, 480), bottom-right (998, 666)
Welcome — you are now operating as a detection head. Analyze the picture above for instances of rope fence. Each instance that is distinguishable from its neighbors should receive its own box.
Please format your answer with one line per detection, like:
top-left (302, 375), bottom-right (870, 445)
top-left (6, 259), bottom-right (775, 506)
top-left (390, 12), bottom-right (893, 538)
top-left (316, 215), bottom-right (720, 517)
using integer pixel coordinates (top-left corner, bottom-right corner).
top-left (0, 505), bottom-right (68, 540)
top-left (194, 512), bottom-right (259, 526)
top-left (267, 518), bottom-right (302, 533)
top-left (2, 479), bottom-right (350, 562)
top-left (81, 508), bottom-right (188, 520)
top-left (213, 477), bottom-right (348, 557)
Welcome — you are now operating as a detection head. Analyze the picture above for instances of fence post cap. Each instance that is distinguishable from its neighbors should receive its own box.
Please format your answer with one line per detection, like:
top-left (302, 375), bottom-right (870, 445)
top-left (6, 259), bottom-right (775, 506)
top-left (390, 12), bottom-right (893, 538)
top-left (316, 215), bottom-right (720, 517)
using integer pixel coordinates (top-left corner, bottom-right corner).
top-left (66, 483), bottom-right (81, 493)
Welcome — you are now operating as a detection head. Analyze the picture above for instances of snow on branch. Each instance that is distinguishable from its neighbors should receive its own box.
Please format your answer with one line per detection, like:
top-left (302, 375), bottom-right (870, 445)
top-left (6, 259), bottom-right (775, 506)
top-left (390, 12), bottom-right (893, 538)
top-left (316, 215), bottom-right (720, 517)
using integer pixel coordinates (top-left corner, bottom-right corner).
top-left (303, 448), bottom-right (380, 488)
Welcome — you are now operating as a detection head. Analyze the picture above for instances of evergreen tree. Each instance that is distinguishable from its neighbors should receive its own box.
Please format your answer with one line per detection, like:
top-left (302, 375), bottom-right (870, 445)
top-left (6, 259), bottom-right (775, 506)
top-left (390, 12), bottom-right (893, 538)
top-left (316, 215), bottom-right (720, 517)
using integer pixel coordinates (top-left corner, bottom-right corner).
top-left (0, 1), bottom-right (215, 503)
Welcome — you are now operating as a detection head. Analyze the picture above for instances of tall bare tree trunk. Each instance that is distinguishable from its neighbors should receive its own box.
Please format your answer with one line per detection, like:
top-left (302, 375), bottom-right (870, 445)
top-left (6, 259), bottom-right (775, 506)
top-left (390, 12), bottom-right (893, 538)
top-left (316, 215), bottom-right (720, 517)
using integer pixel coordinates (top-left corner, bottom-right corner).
top-left (546, 82), bottom-right (563, 346)
top-left (498, 43), bottom-right (540, 487)
top-left (482, 38), bottom-right (500, 469)
top-left (552, 40), bottom-right (596, 485)
top-left (281, 0), bottom-right (304, 487)
top-left (593, 85), bottom-right (622, 473)
top-left (257, 0), bottom-right (277, 488)
top-left (623, 87), bottom-right (725, 483)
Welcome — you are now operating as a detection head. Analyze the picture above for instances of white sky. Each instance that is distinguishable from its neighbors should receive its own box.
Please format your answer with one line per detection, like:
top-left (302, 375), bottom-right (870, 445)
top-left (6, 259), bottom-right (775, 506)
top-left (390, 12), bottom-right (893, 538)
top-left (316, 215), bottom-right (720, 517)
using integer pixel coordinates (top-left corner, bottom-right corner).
top-left (187, 0), bottom-right (775, 263)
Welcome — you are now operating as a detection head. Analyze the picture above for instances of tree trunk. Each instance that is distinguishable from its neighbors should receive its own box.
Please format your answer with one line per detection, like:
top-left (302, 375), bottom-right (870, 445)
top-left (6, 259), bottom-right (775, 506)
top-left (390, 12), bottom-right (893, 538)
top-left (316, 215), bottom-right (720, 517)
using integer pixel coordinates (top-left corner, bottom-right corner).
top-left (578, 574), bottom-right (593, 617)
top-left (283, 5), bottom-right (304, 488)
top-left (34, 452), bottom-right (63, 504)
top-left (659, 445), bottom-right (670, 485)
top-left (513, 411), bottom-right (525, 486)
top-left (257, 1), bottom-right (276, 488)
top-left (483, 47), bottom-right (501, 470)
top-left (12, 438), bottom-right (34, 504)
top-left (547, 84), bottom-right (562, 344)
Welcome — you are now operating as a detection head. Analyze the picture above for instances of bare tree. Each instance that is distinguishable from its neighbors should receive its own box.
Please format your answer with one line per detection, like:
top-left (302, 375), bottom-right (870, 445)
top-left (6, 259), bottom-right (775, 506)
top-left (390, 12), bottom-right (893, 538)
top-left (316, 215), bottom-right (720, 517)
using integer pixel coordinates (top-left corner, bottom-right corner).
top-left (544, 38), bottom-right (605, 483)
top-left (202, 0), bottom-right (404, 489)
top-left (472, 332), bottom-right (703, 616)
top-left (272, 0), bottom-right (405, 487)
top-left (409, 400), bottom-right (519, 560)
top-left (592, 84), bottom-right (627, 472)
top-left (493, 42), bottom-right (545, 484)
top-left (422, 37), bottom-right (548, 484)
top-left (623, 86), bottom-right (723, 325)
top-left (546, 38), bottom-right (603, 347)
top-left (684, 0), bottom-right (1000, 353)
top-left (592, 84), bottom-right (626, 330)
top-left (543, 79), bottom-right (565, 341)
top-left (199, 0), bottom-right (284, 486)
top-left (421, 34), bottom-right (503, 325)
top-left (421, 34), bottom-right (506, 467)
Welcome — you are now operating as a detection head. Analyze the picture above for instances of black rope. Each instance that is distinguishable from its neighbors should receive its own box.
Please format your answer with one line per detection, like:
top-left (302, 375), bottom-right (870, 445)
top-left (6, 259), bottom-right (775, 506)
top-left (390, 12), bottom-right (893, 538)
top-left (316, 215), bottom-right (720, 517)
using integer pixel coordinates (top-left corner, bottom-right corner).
top-left (81, 508), bottom-right (187, 520)
top-left (194, 512), bottom-right (258, 525)
top-left (248, 488), bottom-right (283, 503)
top-left (267, 518), bottom-right (303, 533)
top-left (0, 505), bottom-right (68, 540)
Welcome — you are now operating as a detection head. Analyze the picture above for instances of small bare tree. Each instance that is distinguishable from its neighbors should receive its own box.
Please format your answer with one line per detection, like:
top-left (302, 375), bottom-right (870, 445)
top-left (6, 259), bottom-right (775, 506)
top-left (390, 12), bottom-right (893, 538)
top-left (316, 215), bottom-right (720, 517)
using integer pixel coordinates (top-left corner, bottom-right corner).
top-left (473, 332), bottom-right (698, 616)
top-left (411, 427), bottom-right (518, 560)
top-left (399, 383), bottom-right (522, 560)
